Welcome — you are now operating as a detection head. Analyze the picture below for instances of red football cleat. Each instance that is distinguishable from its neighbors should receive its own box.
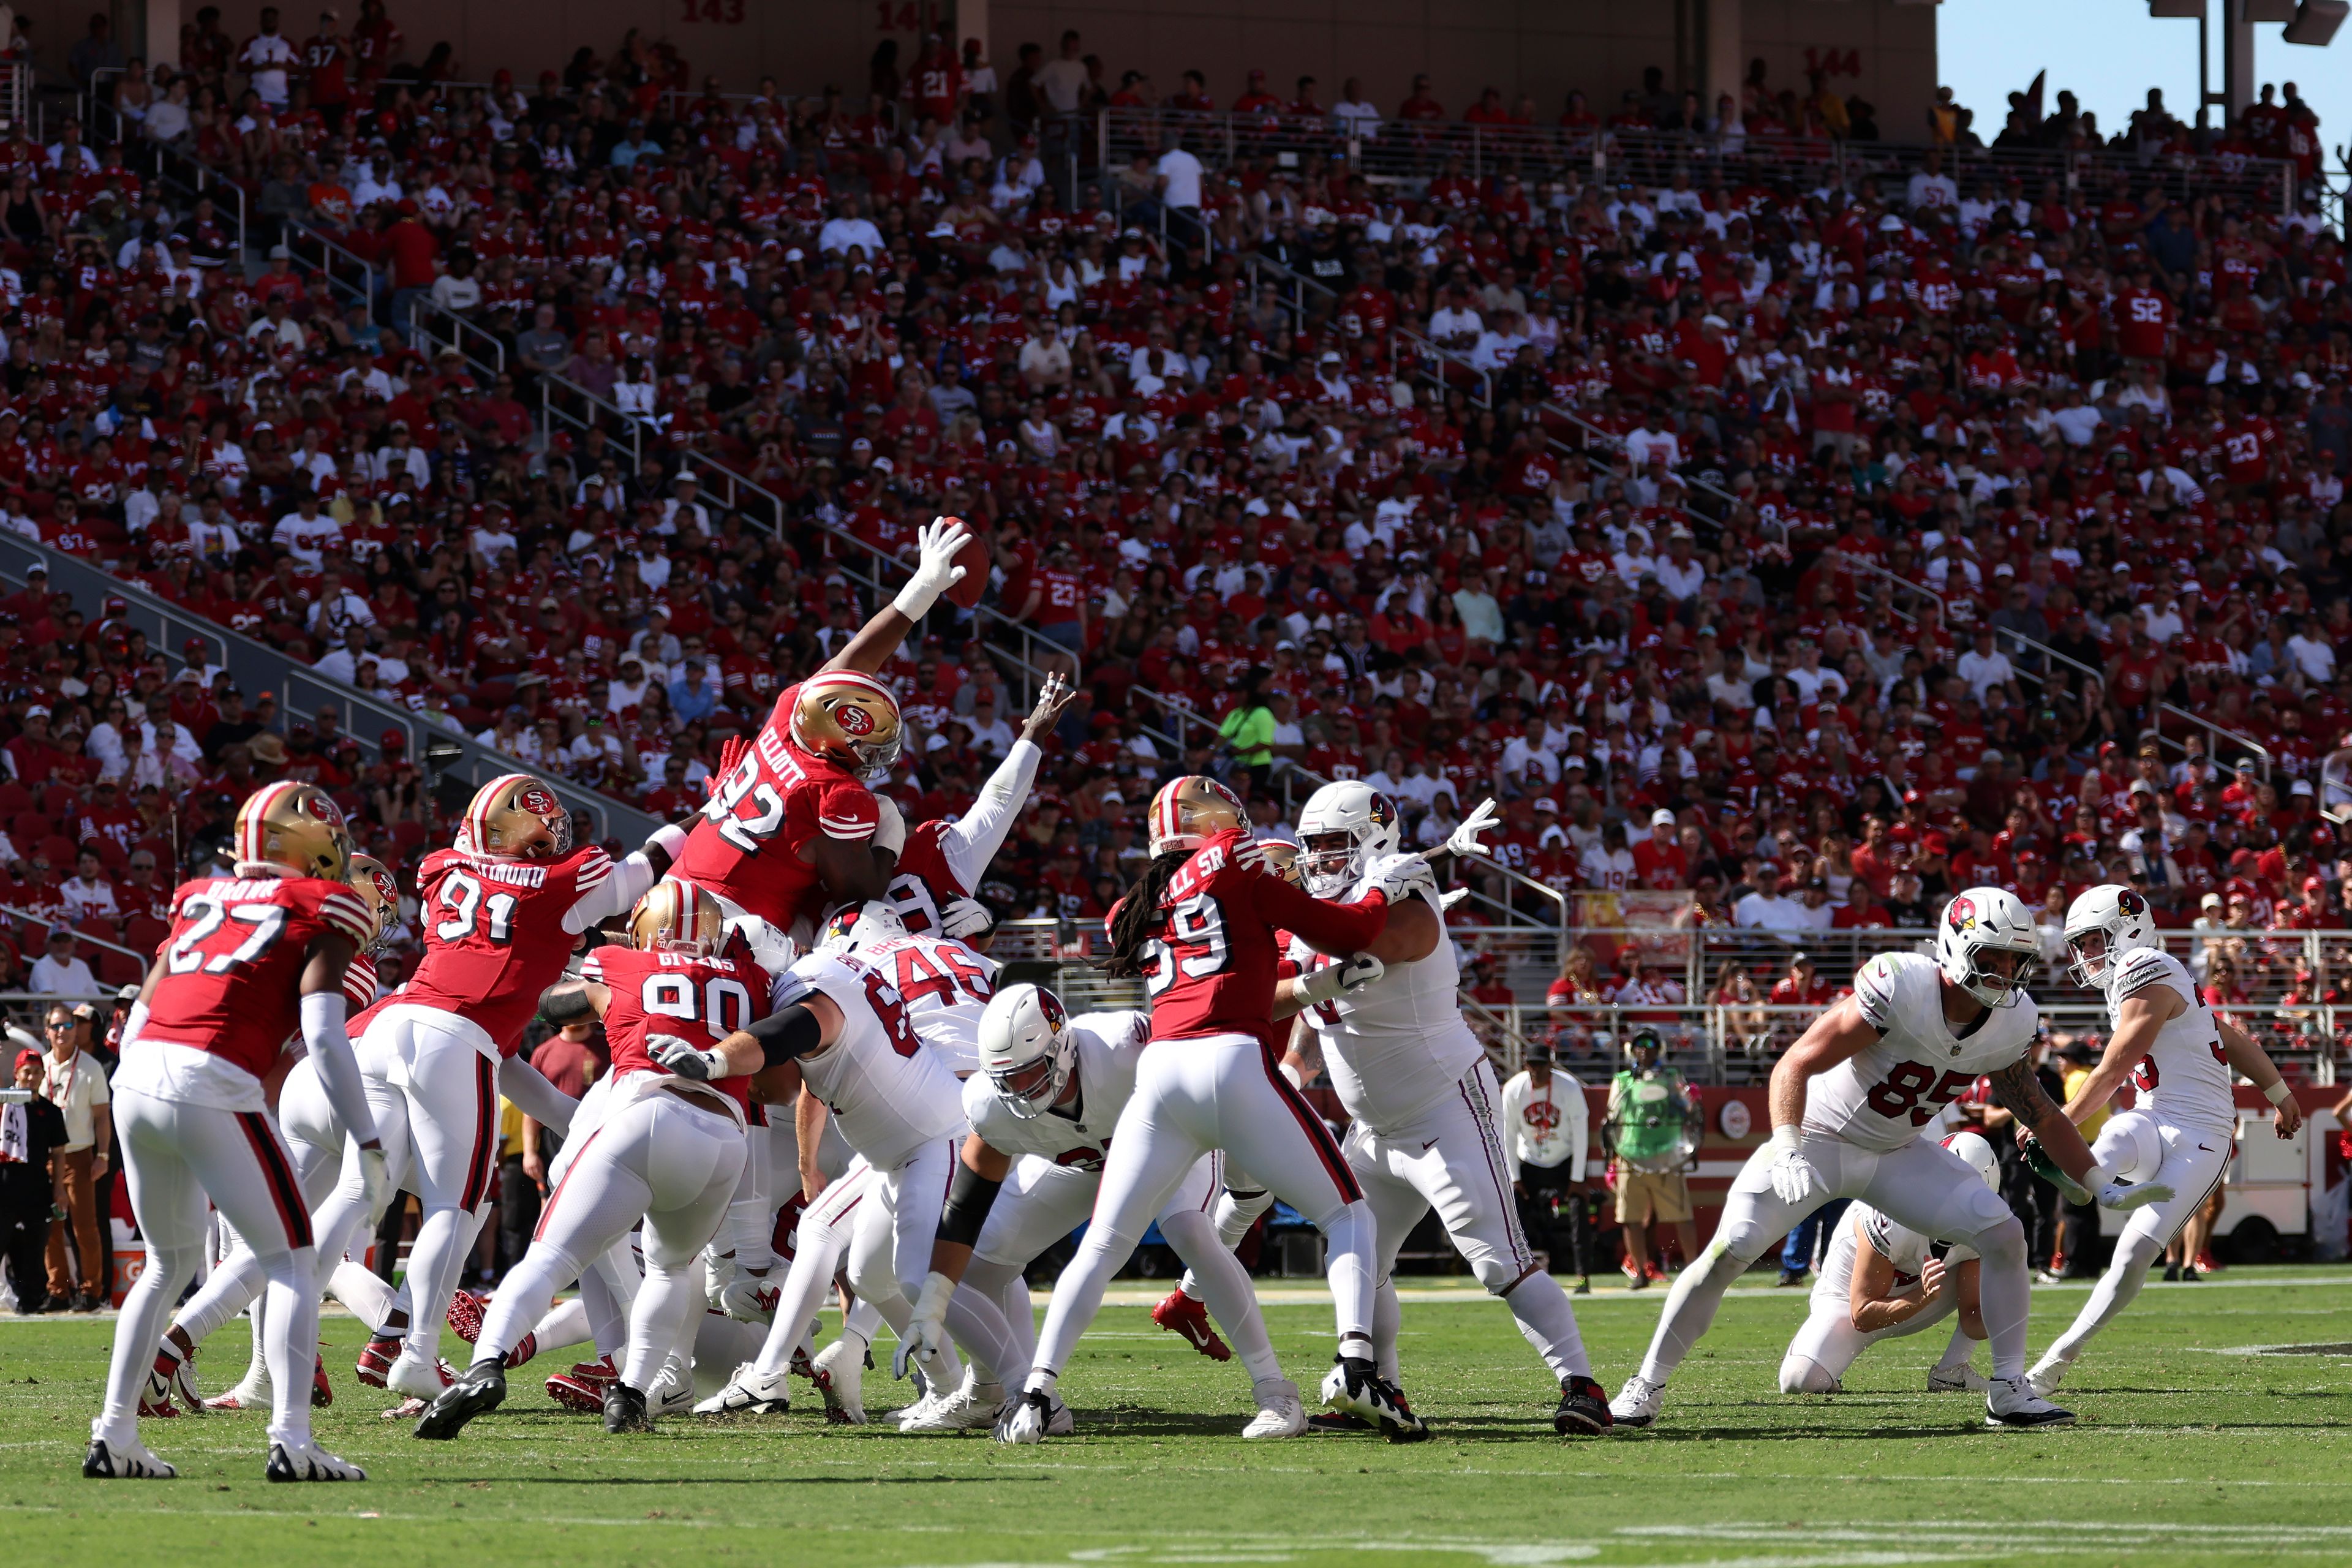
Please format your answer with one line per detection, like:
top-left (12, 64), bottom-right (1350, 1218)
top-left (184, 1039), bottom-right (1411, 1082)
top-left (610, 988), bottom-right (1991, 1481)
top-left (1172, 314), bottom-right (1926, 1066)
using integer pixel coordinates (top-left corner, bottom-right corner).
top-left (546, 1355), bottom-right (616, 1414)
top-left (138, 1354), bottom-right (183, 1419)
top-left (445, 1290), bottom-right (487, 1343)
top-left (1150, 1288), bottom-right (1231, 1362)
top-left (355, 1334), bottom-right (402, 1389)
top-left (1643, 1261), bottom-right (1667, 1281)
top-left (311, 1354), bottom-right (333, 1409)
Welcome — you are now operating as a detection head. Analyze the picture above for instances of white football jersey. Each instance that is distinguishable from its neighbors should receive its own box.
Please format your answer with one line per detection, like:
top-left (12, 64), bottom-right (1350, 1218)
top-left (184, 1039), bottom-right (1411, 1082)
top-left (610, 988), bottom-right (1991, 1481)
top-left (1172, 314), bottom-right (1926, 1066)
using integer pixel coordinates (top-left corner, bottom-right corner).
top-left (1808, 952), bottom-right (2039, 1153)
top-left (1290, 883), bottom-right (1483, 1131)
top-left (853, 932), bottom-right (1000, 1077)
top-left (1815, 1200), bottom-right (1979, 1317)
top-left (783, 951), bottom-right (965, 1167)
top-left (2105, 946), bottom-right (2236, 1135)
top-left (963, 1010), bottom-right (1148, 1172)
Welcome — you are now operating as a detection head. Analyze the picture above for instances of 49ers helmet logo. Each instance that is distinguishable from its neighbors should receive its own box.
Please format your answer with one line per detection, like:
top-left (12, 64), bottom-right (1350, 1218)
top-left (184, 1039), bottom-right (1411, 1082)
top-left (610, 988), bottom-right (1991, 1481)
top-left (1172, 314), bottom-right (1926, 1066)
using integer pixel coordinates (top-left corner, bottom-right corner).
top-left (301, 792), bottom-right (344, 824)
top-left (518, 785), bottom-right (560, 816)
top-left (1947, 895), bottom-right (1977, 932)
top-left (835, 704), bottom-right (876, 736)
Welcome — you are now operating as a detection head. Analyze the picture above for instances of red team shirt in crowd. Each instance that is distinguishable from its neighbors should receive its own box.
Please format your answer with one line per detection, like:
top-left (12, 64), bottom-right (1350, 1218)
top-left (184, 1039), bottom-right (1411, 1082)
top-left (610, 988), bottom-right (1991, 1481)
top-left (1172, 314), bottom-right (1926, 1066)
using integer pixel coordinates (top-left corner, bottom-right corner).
top-left (1123, 827), bottom-right (1389, 1042)
top-left (355, 842), bottom-right (614, 1057)
top-left (669, 681), bottom-right (879, 932)
top-left (583, 938), bottom-right (771, 1123)
top-left (141, 873), bottom-right (376, 1079)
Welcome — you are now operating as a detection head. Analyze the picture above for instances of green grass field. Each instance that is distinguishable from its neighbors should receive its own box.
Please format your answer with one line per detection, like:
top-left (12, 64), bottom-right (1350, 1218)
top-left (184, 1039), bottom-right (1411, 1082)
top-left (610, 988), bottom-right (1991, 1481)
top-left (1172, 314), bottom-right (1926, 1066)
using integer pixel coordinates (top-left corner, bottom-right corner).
top-left (5, 1267), bottom-right (2351, 1567)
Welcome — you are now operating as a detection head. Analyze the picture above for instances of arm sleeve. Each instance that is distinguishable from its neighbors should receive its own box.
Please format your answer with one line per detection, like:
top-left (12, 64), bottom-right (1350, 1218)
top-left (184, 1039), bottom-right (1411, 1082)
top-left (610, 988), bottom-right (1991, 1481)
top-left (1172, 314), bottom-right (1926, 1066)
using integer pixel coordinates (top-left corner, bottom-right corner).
top-left (499, 1055), bottom-right (576, 1137)
top-left (941, 738), bottom-right (1041, 889)
top-left (300, 990), bottom-right (380, 1148)
top-left (1256, 872), bottom-right (1388, 957)
top-left (564, 846), bottom-right (655, 934)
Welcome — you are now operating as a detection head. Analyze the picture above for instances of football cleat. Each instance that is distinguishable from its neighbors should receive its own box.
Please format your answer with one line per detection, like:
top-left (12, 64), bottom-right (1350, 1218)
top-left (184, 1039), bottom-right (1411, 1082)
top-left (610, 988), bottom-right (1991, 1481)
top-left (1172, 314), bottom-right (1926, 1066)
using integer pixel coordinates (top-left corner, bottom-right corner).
top-left (84, 1436), bottom-right (176, 1479)
top-left (355, 1333), bottom-right (404, 1389)
top-left (1553, 1374), bottom-right (1613, 1436)
top-left (1320, 1356), bottom-right (1428, 1442)
top-left (161, 1343), bottom-right (203, 1412)
top-left (266, 1439), bottom-right (365, 1482)
top-left (139, 1355), bottom-right (184, 1419)
top-left (1986, 1375), bottom-right (2076, 1428)
top-left (445, 1290), bottom-right (487, 1343)
top-left (810, 1337), bottom-right (868, 1424)
top-left (650, 1357), bottom-right (696, 1418)
top-left (693, 1362), bottom-right (793, 1416)
top-left (991, 1389), bottom-right (1072, 1444)
top-left (1242, 1377), bottom-right (1306, 1439)
top-left (413, 1361), bottom-right (506, 1441)
top-left (604, 1381), bottom-right (653, 1434)
top-left (2026, 1357), bottom-right (2070, 1398)
top-left (1931, 1364), bottom-right (1993, 1394)
top-left (899, 1376), bottom-right (1006, 1433)
top-left (204, 1384), bottom-right (268, 1412)
top-left (1305, 1411), bottom-right (1377, 1434)
top-left (385, 1351), bottom-right (456, 1401)
top-left (1150, 1289), bottom-right (1231, 1362)
top-left (312, 1355), bottom-right (333, 1408)
top-left (549, 1355), bottom-right (619, 1412)
top-left (501, 1332), bottom-right (540, 1371)
top-left (1608, 1374), bottom-right (1664, 1428)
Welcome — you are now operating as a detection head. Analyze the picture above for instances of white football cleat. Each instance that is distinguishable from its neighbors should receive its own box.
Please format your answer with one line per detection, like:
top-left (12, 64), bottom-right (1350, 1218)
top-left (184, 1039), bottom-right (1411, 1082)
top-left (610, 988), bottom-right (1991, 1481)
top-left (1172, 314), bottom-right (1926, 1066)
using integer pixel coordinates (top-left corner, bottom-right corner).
top-left (385, 1351), bottom-right (453, 1401)
top-left (692, 1362), bottom-right (793, 1416)
top-left (2026, 1356), bottom-right (2071, 1398)
top-left (1242, 1377), bottom-right (1306, 1439)
top-left (204, 1383), bottom-right (270, 1412)
top-left (811, 1337), bottom-right (868, 1425)
top-left (1929, 1365), bottom-right (1992, 1394)
top-left (1986, 1374), bottom-right (2076, 1428)
top-left (160, 1344), bottom-right (204, 1412)
top-left (83, 1436), bottom-right (176, 1479)
top-left (1608, 1374), bottom-right (1664, 1428)
top-left (652, 1365), bottom-right (697, 1419)
top-left (266, 1439), bottom-right (366, 1482)
top-left (898, 1376), bottom-right (1005, 1433)
top-left (991, 1388), bottom-right (1072, 1444)
top-left (1319, 1356), bottom-right (1428, 1441)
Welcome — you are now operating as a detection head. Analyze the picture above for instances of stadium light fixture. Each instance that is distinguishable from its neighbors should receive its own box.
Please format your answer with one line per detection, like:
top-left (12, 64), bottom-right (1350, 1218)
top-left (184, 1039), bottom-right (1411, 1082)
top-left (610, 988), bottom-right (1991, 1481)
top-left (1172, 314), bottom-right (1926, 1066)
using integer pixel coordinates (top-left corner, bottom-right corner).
top-left (2283, 0), bottom-right (2346, 42)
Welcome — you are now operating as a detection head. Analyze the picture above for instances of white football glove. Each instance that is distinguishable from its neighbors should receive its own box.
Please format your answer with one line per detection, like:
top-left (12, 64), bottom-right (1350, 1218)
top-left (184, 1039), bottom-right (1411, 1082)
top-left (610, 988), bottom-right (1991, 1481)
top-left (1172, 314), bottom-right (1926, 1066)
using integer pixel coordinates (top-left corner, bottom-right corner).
top-left (1439, 886), bottom-right (1471, 911)
top-left (1445, 797), bottom-right (1502, 859)
top-left (651, 1033), bottom-right (729, 1081)
top-left (891, 1270), bottom-right (956, 1379)
top-left (719, 1272), bottom-right (780, 1324)
top-left (1366, 852), bottom-right (1438, 906)
top-left (1339, 953), bottom-right (1385, 991)
top-left (892, 516), bottom-right (972, 621)
top-left (1766, 1125), bottom-right (1817, 1206)
top-left (356, 1144), bottom-right (390, 1213)
top-left (2097, 1179), bottom-right (2176, 1212)
top-left (872, 793), bottom-right (907, 856)
top-left (940, 897), bottom-right (993, 940)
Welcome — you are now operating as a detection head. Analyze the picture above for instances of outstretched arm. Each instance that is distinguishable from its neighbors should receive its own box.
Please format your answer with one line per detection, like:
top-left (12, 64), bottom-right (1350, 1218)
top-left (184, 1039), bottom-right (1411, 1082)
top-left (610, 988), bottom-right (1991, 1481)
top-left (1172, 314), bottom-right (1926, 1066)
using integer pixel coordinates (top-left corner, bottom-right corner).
top-left (821, 518), bottom-right (973, 675)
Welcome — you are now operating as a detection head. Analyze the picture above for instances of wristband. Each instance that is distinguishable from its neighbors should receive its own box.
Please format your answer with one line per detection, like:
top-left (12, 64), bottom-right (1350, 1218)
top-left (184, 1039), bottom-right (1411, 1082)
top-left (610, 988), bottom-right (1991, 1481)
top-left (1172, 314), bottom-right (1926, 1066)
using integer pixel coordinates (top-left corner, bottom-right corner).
top-left (1297, 963), bottom-right (1348, 1007)
top-left (1771, 1123), bottom-right (1802, 1152)
top-left (2264, 1079), bottom-right (2293, 1106)
top-left (647, 821), bottom-right (689, 861)
top-left (892, 578), bottom-right (941, 622)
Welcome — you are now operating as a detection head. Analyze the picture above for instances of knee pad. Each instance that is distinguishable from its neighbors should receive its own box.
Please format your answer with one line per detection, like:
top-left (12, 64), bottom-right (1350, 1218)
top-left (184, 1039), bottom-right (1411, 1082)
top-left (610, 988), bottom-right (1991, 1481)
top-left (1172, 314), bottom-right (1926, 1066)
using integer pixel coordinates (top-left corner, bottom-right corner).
top-left (1779, 1355), bottom-right (1841, 1395)
top-left (1156, 1210), bottom-right (1216, 1257)
top-left (1465, 1243), bottom-right (1523, 1296)
top-left (1967, 1213), bottom-right (2026, 1268)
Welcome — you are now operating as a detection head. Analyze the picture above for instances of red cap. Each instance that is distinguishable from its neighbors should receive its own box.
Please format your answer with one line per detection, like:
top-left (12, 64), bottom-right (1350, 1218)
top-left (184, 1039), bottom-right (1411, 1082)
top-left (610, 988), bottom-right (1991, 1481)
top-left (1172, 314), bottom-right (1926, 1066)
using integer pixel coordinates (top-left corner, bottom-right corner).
top-left (379, 728), bottom-right (406, 751)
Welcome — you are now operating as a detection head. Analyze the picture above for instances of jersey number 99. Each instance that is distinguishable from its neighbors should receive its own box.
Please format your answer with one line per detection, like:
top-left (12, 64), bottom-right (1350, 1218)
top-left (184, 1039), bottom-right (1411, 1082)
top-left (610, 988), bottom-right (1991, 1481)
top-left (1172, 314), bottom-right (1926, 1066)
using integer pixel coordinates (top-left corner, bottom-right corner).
top-left (1143, 893), bottom-right (1227, 997)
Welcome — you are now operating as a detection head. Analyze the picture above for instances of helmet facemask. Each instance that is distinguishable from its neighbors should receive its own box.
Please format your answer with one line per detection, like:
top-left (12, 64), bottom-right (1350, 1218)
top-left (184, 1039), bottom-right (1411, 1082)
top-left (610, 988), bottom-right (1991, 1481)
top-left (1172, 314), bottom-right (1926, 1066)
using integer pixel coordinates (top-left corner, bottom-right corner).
top-left (2063, 927), bottom-right (2113, 990)
top-left (989, 1047), bottom-right (1069, 1120)
top-left (1956, 940), bottom-right (2037, 1008)
top-left (1300, 830), bottom-right (1360, 897)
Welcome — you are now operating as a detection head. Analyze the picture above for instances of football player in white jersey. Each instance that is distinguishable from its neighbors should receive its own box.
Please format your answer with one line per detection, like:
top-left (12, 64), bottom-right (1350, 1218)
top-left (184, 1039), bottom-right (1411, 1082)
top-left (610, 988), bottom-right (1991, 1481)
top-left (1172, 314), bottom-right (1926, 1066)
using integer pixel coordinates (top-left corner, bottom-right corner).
top-left (1277, 782), bottom-right (1610, 1436)
top-left (1780, 1131), bottom-right (1999, 1396)
top-left (2029, 886), bottom-right (2304, 1394)
top-left (669, 925), bottom-right (973, 1418)
top-left (880, 674), bottom-right (1071, 938)
top-left (892, 983), bottom-right (1303, 1438)
top-left (1610, 888), bottom-right (2171, 1431)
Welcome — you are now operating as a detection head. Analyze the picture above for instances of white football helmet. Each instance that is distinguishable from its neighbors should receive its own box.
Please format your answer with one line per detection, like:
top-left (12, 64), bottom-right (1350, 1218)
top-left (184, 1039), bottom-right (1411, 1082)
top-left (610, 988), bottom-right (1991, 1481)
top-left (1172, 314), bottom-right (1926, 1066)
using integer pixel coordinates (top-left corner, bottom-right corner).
top-left (1941, 1129), bottom-right (2001, 1193)
top-left (977, 983), bottom-right (1074, 1120)
top-left (2095, 1108), bottom-right (2164, 1185)
top-left (820, 899), bottom-right (907, 954)
top-left (1936, 886), bottom-right (2040, 1008)
top-left (2061, 883), bottom-right (2158, 992)
top-left (1295, 779), bottom-right (1403, 897)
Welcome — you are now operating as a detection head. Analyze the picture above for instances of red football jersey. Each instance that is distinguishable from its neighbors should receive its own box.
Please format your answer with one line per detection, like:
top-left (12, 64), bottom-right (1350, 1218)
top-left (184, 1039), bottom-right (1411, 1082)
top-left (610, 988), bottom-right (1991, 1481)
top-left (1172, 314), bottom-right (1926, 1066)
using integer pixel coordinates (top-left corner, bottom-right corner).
top-left (342, 950), bottom-right (379, 1011)
top-left (363, 843), bottom-right (614, 1057)
top-left (669, 684), bottom-right (880, 931)
top-left (1125, 828), bottom-right (1389, 1041)
top-left (584, 939), bottom-right (770, 1122)
top-left (142, 873), bottom-right (375, 1079)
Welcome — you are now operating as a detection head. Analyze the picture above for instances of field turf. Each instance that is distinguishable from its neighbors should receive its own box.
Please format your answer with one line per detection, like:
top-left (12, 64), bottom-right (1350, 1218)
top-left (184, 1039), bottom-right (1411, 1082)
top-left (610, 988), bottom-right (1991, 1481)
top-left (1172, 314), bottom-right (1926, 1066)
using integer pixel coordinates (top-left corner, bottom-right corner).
top-left (4, 1265), bottom-right (2350, 1566)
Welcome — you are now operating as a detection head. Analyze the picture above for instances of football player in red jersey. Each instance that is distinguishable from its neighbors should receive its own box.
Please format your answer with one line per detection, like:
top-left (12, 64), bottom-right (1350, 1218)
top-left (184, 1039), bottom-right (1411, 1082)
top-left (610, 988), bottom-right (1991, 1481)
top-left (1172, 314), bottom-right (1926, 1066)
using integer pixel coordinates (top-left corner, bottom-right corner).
top-left (307, 772), bottom-right (691, 1410)
top-left (671, 518), bottom-right (976, 938)
top-left (90, 782), bottom-right (384, 1483)
top-left (417, 882), bottom-right (769, 1439)
top-left (996, 776), bottom-right (1427, 1443)
top-left (156, 853), bottom-right (405, 1419)
top-left (883, 671), bottom-right (1073, 936)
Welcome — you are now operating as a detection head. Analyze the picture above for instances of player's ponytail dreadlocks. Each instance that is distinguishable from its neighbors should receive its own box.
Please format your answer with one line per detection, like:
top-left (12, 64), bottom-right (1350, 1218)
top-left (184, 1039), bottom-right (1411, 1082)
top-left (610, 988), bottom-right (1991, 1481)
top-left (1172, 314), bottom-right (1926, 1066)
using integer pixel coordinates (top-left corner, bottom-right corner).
top-left (1095, 849), bottom-right (1191, 978)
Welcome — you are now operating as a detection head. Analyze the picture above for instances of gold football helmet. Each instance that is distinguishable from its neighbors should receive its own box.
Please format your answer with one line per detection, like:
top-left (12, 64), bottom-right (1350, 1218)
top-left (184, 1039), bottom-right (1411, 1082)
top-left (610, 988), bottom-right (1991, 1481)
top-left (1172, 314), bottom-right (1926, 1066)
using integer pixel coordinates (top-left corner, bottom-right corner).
top-left (630, 880), bottom-right (726, 956)
top-left (1147, 775), bottom-right (1248, 856)
top-left (464, 772), bottom-right (572, 859)
top-left (1256, 839), bottom-right (1303, 886)
top-left (234, 781), bottom-right (354, 880)
top-left (789, 670), bottom-right (904, 780)
top-left (347, 853), bottom-right (401, 948)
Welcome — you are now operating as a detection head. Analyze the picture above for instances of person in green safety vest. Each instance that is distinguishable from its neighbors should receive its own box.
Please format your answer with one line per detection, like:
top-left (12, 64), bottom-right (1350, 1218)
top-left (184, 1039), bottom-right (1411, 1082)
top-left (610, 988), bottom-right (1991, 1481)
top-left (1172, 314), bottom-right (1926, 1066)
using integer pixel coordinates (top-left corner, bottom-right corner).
top-left (1605, 1028), bottom-right (1699, 1287)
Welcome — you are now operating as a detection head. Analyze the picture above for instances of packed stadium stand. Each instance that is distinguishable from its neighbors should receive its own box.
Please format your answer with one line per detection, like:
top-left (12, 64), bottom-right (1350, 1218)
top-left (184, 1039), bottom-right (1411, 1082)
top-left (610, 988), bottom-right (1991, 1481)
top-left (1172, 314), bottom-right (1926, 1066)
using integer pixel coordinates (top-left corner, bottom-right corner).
top-left (0, 12), bottom-right (2346, 1085)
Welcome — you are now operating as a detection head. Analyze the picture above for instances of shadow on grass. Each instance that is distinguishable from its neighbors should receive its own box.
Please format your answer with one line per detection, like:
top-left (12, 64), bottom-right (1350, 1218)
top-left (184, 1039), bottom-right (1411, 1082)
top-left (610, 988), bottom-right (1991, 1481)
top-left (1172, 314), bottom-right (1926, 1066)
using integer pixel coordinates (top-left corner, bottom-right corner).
top-left (430, 1473), bottom-right (1058, 1486)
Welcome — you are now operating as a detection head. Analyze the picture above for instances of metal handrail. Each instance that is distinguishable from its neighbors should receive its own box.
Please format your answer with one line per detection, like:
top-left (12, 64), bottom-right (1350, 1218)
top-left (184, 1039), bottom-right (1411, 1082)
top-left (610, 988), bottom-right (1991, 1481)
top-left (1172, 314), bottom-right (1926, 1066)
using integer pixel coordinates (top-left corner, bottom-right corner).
top-left (404, 293), bottom-right (505, 375)
top-left (0, 904), bottom-right (146, 959)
